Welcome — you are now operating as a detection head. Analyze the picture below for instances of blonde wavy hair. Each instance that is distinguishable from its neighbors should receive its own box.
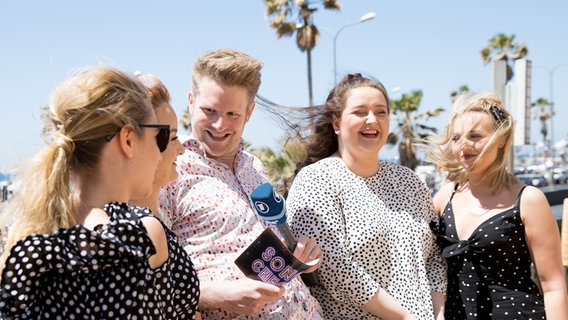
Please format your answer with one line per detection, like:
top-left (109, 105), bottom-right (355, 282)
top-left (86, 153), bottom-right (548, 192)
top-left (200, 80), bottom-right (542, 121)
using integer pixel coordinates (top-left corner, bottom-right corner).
top-left (426, 91), bottom-right (515, 193)
top-left (0, 66), bottom-right (150, 272)
top-left (191, 48), bottom-right (262, 105)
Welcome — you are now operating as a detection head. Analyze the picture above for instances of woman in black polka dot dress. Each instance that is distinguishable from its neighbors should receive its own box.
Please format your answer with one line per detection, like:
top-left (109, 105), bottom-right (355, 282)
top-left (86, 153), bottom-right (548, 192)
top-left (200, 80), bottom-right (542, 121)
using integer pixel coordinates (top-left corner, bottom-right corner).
top-left (0, 67), bottom-right (200, 319)
top-left (132, 73), bottom-right (201, 319)
top-left (428, 92), bottom-right (568, 319)
top-left (287, 74), bottom-right (447, 319)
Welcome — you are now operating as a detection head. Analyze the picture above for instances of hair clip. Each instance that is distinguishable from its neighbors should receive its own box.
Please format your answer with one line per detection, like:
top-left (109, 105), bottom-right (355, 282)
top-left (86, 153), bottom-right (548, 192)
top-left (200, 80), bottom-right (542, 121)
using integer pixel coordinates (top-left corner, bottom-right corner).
top-left (489, 105), bottom-right (507, 124)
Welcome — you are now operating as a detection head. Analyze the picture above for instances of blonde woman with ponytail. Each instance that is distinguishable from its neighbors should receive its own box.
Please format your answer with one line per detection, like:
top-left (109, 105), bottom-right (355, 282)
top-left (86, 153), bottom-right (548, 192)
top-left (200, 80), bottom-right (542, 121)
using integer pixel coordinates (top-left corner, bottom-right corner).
top-left (0, 66), bottom-right (197, 319)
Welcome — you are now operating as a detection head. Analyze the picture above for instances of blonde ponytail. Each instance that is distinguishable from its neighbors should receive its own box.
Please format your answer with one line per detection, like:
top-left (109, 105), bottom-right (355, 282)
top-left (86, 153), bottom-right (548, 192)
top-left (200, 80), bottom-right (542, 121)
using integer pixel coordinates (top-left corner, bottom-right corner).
top-left (0, 66), bottom-right (150, 274)
top-left (0, 140), bottom-right (74, 271)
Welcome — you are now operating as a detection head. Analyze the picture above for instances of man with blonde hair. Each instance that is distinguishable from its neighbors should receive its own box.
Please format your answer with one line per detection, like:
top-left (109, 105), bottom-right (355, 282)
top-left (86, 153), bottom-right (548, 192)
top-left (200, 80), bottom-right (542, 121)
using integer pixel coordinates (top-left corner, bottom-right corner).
top-left (160, 48), bottom-right (323, 319)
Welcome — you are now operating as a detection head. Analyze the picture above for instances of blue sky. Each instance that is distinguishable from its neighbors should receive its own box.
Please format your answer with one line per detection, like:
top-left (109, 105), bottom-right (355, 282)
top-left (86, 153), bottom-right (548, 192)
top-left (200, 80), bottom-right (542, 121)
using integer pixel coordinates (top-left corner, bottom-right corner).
top-left (1, 1), bottom-right (567, 172)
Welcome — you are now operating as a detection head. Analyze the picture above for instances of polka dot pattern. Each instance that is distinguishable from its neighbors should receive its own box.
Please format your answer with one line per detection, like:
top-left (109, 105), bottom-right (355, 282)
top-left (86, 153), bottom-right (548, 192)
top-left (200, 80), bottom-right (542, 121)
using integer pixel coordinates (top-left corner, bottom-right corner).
top-left (0, 202), bottom-right (200, 319)
top-left (287, 157), bottom-right (447, 320)
top-left (431, 185), bottom-right (545, 319)
top-left (143, 207), bottom-right (200, 319)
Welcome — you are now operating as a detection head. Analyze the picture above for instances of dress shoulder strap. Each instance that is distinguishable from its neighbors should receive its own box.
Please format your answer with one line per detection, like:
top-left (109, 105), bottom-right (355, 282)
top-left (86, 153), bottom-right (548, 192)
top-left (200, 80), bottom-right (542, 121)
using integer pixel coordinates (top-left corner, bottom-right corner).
top-left (514, 185), bottom-right (527, 208)
top-left (448, 182), bottom-right (460, 202)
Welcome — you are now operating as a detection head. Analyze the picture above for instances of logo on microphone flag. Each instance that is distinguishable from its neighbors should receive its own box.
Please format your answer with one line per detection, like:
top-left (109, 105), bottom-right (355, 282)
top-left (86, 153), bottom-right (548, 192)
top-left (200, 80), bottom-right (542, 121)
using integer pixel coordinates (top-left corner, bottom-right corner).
top-left (253, 200), bottom-right (270, 214)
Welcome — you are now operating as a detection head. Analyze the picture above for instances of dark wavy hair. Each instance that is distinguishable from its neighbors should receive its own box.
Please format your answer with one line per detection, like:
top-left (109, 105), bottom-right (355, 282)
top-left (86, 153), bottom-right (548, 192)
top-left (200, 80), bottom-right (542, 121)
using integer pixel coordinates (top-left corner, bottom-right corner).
top-left (297, 73), bottom-right (389, 170)
top-left (252, 73), bottom-right (389, 184)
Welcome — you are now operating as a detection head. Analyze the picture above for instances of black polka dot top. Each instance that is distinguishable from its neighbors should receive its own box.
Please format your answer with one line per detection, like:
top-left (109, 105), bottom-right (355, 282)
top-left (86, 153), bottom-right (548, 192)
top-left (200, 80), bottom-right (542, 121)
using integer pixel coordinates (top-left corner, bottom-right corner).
top-left (0, 202), bottom-right (200, 319)
top-left (431, 185), bottom-right (545, 319)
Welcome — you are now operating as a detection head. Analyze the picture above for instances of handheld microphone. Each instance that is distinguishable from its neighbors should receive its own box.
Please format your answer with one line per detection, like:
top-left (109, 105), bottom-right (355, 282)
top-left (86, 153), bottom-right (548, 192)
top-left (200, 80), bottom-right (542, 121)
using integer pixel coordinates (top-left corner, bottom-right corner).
top-left (251, 182), bottom-right (297, 250)
top-left (251, 182), bottom-right (320, 286)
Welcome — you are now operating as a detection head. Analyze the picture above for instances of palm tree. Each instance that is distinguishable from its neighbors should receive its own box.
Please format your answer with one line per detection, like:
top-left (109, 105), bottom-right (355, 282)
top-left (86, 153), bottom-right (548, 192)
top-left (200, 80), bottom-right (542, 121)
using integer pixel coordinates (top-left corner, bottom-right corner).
top-left (263, 0), bottom-right (340, 110)
top-left (249, 137), bottom-right (306, 197)
top-left (180, 108), bottom-right (191, 132)
top-left (40, 105), bottom-right (50, 136)
top-left (531, 97), bottom-right (553, 144)
top-left (480, 33), bottom-right (528, 82)
top-left (387, 90), bottom-right (444, 170)
top-left (450, 85), bottom-right (470, 103)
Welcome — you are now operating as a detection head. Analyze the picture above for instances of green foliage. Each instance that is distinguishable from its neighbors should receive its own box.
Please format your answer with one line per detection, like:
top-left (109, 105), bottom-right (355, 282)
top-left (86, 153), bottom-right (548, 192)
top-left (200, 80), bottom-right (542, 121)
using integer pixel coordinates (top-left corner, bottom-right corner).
top-left (40, 104), bottom-right (50, 136)
top-left (263, 0), bottom-right (341, 107)
top-left (263, 0), bottom-right (339, 51)
top-left (248, 137), bottom-right (306, 197)
top-left (388, 90), bottom-right (444, 170)
top-left (531, 97), bottom-right (553, 141)
top-left (180, 108), bottom-right (191, 131)
top-left (480, 33), bottom-right (529, 82)
top-left (450, 85), bottom-right (470, 102)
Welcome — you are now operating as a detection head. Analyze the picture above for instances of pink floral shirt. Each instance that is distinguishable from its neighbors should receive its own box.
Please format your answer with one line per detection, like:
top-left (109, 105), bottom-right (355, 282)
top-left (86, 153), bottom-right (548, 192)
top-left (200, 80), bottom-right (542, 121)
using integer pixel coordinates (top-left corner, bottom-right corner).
top-left (160, 137), bottom-right (322, 320)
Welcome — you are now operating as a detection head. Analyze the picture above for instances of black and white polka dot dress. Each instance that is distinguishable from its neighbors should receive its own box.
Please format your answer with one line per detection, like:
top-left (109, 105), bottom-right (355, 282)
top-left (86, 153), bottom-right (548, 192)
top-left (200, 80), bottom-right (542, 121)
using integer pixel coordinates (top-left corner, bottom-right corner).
top-left (150, 207), bottom-right (200, 319)
top-left (287, 157), bottom-right (447, 320)
top-left (431, 185), bottom-right (545, 319)
top-left (0, 202), bottom-right (200, 319)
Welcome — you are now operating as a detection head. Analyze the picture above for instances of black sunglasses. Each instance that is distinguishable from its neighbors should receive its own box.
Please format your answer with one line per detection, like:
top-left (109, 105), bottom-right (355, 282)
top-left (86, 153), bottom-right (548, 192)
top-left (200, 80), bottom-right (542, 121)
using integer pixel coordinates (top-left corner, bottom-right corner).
top-left (139, 124), bottom-right (170, 152)
top-left (105, 124), bottom-right (170, 152)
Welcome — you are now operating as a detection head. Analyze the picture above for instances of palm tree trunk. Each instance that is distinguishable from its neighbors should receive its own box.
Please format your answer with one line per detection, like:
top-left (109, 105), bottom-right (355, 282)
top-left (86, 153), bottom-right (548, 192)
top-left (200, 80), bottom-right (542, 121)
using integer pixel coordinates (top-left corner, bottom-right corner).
top-left (307, 48), bottom-right (314, 126)
top-left (399, 131), bottom-right (418, 170)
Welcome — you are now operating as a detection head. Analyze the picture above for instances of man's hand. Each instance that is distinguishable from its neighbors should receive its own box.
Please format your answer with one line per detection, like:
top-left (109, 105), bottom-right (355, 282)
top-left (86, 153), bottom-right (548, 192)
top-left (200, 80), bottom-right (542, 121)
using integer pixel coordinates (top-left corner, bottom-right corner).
top-left (199, 278), bottom-right (285, 315)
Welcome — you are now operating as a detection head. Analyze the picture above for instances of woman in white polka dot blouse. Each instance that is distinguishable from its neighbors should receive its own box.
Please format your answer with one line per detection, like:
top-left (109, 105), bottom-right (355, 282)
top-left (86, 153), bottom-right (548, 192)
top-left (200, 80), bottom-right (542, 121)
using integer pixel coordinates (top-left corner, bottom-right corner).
top-left (428, 92), bottom-right (568, 319)
top-left (0, 67), bottom-right (197, 319)
top-left (287, 73), bottom-right (447, 319)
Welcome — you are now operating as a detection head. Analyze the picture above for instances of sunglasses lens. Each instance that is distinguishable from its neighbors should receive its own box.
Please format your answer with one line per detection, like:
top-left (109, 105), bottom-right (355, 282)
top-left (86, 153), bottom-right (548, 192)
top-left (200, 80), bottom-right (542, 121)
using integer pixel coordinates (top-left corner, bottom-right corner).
top-left (138, 124), bottom-right (170, 152)
top-left (157, 127), bottom-right (170, 152)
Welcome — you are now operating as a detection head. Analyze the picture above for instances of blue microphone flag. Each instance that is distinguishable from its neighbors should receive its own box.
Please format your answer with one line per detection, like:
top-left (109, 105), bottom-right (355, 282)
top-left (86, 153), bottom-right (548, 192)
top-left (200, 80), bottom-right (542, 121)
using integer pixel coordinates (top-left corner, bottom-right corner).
top-left (250, 182), bottom-right (287, 225)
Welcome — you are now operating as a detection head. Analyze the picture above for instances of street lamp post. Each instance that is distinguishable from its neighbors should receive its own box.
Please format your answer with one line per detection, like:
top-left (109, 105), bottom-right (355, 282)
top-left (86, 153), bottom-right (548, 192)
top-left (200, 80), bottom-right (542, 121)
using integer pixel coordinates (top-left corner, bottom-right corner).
top-left (535, 63), bottom-right (568, 185)
top-left (332, 12), bottom-right (376, 84)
